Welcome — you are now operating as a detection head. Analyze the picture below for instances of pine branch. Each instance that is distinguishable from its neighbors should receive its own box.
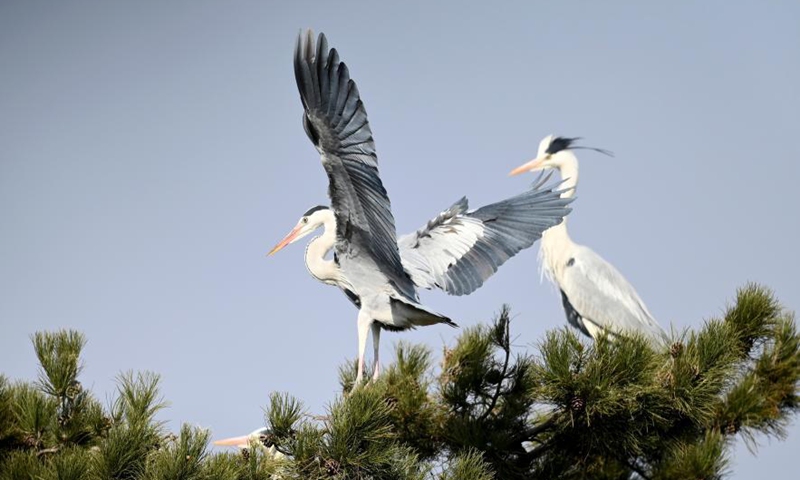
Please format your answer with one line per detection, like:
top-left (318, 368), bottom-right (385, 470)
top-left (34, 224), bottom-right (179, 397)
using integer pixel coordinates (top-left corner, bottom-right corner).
top-left (1, 283), bottom-right (797, 479)
top-left (512, 413), bottom-right (558, 443)
top-left (439, 449), bottom-right (494, 480)
top-left (478, 306), bottom-right (512, 424)
top-left (31, 330), bottom-right (85, 399)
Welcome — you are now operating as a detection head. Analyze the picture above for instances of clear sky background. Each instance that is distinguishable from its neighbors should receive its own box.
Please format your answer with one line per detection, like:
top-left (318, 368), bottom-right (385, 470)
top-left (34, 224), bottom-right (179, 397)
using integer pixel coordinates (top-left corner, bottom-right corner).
top-left (1, 1), bottom-right (798, 477)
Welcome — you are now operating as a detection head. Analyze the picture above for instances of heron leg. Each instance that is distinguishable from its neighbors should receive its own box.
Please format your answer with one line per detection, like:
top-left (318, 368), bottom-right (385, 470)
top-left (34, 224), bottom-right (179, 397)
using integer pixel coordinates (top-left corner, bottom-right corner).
top-left (370, 322), bottom-right (381, 382)
top-left (354, 310), bottom-right (372, 387)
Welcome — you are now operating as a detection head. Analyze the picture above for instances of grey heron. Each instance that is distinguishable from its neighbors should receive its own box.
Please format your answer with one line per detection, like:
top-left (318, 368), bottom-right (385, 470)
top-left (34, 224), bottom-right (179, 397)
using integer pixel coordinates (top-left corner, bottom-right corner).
top-left (214, 427), bottom-right (285, 458)
top-left (270, 31), bottom-right (574, 386)
top-left (509, 135), bottom-right (668, 344)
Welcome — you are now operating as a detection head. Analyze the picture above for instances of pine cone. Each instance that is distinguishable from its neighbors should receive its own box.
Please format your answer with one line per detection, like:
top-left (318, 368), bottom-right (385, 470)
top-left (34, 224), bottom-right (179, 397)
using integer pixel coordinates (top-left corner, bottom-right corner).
top-left (22, 433), bottom-right (37, 448)
top-left (259, 432), bottom-right (277, 448)
top-left (65, 380), bottom-right (82, 399)
top-left (324, 458), bottom-right (341, 475)
top-left (669, 342), bottom-right (684, 358)
top-left (570, 396), bottom-right (585, 412)
top-left (485, 369), bottom-right (503, 385)
top-left (57, 411), bottom-right (73, 427)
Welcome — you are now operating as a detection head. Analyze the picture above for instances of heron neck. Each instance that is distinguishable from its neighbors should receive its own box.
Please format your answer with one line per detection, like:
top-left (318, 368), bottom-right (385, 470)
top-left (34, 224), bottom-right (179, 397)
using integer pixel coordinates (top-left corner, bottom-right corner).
top-left (305, 215), bottom-right (339, 284)
top-left (556, 157), bottom-right (578, 199)
top-left (542, 218), bottom-right (573, 262)
top-left (540, 158), bottom-right (578, 279)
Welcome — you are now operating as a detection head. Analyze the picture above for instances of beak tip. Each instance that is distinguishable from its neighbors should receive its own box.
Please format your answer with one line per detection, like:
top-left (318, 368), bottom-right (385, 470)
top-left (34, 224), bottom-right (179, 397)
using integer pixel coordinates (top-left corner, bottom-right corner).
top-left (213, 435), bottom-right (250, 447)
top-left (268, 225), bottom-right (303, 258)
top-left (509, 157), bottom-right (544, 177)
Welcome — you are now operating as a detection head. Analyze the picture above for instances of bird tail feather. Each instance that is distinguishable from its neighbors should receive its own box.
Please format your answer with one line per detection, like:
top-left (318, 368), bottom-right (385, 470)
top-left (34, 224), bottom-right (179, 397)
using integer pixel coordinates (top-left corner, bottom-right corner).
top-left (389, 296), bottom-right (457, 328)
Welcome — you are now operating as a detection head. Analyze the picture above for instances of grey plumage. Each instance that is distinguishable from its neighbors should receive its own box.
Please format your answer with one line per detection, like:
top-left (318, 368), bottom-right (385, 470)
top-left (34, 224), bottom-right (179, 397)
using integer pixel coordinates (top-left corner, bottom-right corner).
top-left (510, 134), bottom-right (667, 344)
top-left (556, 246), bottom-right (666, 342)
top-left (399, 174), bottom-right (573, 296)
top-left (294, 30), bottom-right (417, 302)
top-left (560, 289), bottom-right (591, 337)
top-left (285, 31), bottom-right (574, 385)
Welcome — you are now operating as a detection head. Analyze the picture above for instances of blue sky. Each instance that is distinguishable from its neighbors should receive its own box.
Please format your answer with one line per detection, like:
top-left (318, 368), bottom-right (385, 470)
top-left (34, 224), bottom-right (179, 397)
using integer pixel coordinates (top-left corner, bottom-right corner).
top-left (1, 1), bottom-right (798, 476)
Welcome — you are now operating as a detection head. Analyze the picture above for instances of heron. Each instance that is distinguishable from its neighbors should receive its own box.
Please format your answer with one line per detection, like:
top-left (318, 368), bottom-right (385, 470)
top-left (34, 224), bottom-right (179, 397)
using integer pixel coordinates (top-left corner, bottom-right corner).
top-left (509, 135), bottom-right (668, 344)
top-left (214, 427), bottom-right (285, 459)
top-left (269, 31), bottom-right (574, 386)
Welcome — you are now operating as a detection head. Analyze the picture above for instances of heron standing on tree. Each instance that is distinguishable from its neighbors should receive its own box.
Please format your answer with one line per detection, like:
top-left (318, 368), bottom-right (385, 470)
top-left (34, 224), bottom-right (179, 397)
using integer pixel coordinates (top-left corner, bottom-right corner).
top-left (268, 31), bottom-right (574, 386)
top-left (509, 135), bottom-right (668, 344)
top-left (214, 427), bottom-right (286, 459)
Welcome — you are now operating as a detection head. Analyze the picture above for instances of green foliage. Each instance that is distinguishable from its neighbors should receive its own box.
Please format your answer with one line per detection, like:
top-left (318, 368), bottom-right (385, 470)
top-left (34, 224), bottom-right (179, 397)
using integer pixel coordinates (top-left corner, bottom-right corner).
top-left (438, 449), bottom-right (494, 480)
top-left (40, 446), bottom-right (94, 480)
top-left (439, 306), bottom-right (537, 479)
top-left (12, 383), bottom-right (58, 449)
top-left (266, 392), bottom-right (304, 440)
top-left (0, 450), bottom-right (43, 480)
top-left (653, 431), bottom-right (729, 480)
top-left (0, 376), bottom-right (14, 450)
top-left (0, 284), bottom-right (798, 479)
top-left (142, 424), bottom-right (209, 480)
top-left (32, 330), bottom-right (85, 399)
top-left (199, 449), bottom-right (281, 480)
top-left (267, 387), bottom-right (425, 479)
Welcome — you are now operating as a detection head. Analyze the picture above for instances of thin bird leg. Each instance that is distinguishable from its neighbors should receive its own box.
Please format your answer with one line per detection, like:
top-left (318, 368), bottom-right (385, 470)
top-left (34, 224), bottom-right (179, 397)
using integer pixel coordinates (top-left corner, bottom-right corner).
top-left (370, 322), bottom-right (381, 381)
top-left (354, 310), bottom-right (372, 387)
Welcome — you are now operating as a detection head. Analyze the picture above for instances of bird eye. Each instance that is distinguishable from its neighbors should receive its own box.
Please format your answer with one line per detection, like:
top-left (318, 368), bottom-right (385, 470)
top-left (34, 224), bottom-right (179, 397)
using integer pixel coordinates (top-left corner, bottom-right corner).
top-left (302, 217), bottom-right (308, 224)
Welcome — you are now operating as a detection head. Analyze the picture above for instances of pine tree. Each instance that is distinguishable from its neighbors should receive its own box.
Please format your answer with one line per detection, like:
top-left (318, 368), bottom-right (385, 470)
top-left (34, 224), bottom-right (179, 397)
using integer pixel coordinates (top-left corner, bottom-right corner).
top-left (0, 283), bottom-right (798, 479)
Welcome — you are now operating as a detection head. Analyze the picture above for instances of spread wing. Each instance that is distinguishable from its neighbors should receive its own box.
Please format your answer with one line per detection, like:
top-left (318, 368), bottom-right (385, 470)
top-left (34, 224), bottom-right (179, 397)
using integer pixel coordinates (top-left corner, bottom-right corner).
top-left (398, 174), bottom-right (573, 296)
top-left (560, 246), bottom-right (667, 343)
top-left (294, 30), bottom-right (416, 299)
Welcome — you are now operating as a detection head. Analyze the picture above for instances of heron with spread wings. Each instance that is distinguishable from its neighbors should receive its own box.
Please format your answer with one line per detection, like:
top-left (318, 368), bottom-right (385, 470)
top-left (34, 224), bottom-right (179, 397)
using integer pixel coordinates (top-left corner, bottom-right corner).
top-left (269, 31), bottom-right (574, 386)
top-left (510, 135), bottom-right (668, 344)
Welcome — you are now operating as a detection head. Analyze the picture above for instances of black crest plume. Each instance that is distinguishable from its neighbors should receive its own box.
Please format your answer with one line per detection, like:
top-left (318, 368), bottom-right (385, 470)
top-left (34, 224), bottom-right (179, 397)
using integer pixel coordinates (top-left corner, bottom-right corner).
top-left (547, 137), bottom-right (614, 157)
top-left (303, 205), bottom-right (330, 217)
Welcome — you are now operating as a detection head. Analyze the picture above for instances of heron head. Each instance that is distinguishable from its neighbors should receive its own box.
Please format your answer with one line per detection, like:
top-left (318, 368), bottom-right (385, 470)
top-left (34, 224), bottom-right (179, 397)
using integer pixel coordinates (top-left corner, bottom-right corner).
top-left (268, 205), bottom-right (331, 255)
top-left (509, 135), bottom-right (611, 176)
top-left (213, 427), bottom-right (271, 449)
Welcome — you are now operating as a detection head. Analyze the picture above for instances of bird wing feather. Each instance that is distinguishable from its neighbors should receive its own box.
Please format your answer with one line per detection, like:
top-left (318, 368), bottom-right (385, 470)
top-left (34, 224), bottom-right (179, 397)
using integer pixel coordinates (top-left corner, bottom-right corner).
top-left (560, 246), bottom-right (666, 341)
top-left (294, 30), bottom-right (417, 300)
top-left (560, 289), bottom-right (591, 337)
top-left (398, 174), bottom-right (573, 296)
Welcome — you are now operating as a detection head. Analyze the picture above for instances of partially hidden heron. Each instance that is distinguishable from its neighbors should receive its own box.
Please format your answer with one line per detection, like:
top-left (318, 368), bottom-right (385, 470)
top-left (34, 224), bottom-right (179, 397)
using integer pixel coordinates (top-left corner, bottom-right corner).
top-left (214, 427), bottom-right (285, 459)
top-left (509, 135), bottom-right (668, 344)
top-left (268, 31), bottom-right (574, 386)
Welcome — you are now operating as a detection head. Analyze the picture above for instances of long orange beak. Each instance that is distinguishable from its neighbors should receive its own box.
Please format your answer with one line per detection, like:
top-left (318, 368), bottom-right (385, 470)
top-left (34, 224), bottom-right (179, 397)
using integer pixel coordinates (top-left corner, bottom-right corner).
top-left (213, 434), bottom-right (251, 448)
top-left (268, 225), bottom-right (302, 256)
top-left (509, 157), bottom-right (545, 176)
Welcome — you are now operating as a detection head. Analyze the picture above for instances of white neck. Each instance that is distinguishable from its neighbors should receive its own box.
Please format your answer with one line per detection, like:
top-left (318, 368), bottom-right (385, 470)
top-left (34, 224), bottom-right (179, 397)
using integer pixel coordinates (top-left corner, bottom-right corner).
top-left (305, 211), bottom-right (339, 285)
top-left (540, 153), bottom-right (579, 282)
top-left (555, 154), bottom-right (578, 200)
